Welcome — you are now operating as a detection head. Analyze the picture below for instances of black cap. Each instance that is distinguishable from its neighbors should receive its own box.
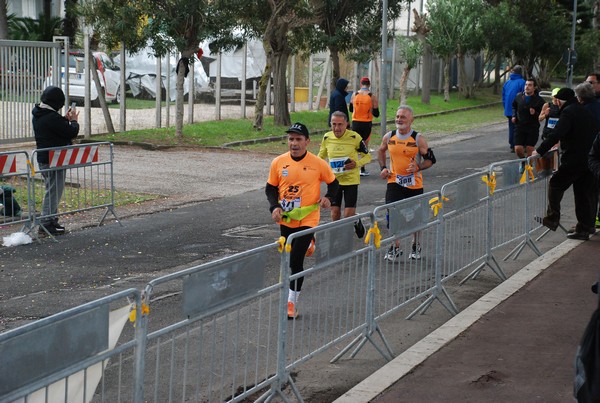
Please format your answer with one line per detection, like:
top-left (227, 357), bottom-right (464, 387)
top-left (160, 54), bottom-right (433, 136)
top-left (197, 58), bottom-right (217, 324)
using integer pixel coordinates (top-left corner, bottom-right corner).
top-left (554, 87), bottom-right (575, 101)
top-left (41, 86), bottom-right (65, 111)
top-left (286, 122), bottom-right (309, 138)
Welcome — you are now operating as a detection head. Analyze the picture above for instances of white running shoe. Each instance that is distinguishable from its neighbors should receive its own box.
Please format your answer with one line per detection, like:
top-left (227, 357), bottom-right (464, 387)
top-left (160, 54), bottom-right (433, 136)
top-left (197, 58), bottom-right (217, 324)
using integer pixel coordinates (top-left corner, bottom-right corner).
top-left (409, 243), bottom-right (422, 260)
top-left (384, 246), bottom-right (402, 262)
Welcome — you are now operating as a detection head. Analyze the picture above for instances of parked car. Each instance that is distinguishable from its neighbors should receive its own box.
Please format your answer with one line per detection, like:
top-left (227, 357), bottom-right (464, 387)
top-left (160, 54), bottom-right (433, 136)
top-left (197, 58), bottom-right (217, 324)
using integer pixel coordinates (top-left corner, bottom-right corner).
top-left (45, 51), bottom-right (121, 107)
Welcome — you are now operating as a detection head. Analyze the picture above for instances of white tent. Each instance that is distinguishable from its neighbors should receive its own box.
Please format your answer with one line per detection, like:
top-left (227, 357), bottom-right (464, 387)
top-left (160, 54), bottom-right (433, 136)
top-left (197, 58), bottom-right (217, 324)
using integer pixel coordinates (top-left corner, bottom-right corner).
top-left (114, 49), bottom-right (209, 101)
top-left (199, 39), bottom-right (267, 80)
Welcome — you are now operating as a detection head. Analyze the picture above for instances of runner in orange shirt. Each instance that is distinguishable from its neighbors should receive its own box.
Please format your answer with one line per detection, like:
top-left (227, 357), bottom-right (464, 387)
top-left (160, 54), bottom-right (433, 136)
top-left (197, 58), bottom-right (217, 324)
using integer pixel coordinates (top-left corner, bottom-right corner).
top-left (266, 122), bottom-right (339, 319)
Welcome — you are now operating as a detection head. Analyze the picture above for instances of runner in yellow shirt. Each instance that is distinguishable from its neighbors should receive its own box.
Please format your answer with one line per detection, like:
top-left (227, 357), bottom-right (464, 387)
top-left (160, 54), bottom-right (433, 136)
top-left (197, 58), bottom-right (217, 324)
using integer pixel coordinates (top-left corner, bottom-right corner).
top-left (318, 111), bottom-right (371, 237)
top-left (266, 122), bottom-right (339, 319)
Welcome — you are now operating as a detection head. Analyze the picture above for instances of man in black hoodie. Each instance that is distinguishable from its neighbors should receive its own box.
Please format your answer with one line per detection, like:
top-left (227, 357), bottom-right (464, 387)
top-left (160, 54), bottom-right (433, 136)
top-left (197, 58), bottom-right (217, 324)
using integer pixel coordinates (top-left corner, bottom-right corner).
top-left (32, 86), bottom-right (80, 235)
top-left (533, 88), bottom-right (598, 240)
top-left (328, 78), bottom-right (349, 126)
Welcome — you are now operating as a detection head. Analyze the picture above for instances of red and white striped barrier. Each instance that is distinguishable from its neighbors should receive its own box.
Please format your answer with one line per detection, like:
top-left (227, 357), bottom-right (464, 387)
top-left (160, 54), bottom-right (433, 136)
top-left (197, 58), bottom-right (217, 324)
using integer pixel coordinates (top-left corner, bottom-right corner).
top-left (0, 154), bottom-right (17, 174)
top-left (48, 145), bottom-right (99, 168)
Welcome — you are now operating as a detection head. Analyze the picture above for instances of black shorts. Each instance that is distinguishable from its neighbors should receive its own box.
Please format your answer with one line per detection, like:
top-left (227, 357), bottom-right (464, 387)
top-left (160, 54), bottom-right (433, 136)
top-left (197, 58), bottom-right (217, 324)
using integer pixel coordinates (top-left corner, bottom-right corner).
top-left (385, 183), bottom-right (424, 204)
top-left (514, 126), bottom-right (539, 147)
top-left (351, 121), bottom-right (372, 142)
top-left (331, 184), bottom-right (358, 208)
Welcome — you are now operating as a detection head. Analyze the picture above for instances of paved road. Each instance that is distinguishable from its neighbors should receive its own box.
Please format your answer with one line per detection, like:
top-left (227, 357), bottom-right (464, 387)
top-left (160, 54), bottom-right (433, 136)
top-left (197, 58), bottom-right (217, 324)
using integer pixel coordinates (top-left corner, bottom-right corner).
top-left (0, 122), bottom-right (578, 401)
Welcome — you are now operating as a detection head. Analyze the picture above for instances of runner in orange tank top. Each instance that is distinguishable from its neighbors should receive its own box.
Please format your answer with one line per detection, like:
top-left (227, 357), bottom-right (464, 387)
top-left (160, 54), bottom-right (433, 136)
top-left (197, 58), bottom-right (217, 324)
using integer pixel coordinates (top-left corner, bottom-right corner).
top-left (377, 105), bottom-right (436, 261)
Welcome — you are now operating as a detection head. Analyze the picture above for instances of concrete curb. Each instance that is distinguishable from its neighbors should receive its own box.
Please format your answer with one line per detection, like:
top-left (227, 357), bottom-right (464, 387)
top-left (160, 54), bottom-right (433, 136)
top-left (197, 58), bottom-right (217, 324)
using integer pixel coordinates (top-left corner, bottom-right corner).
top-left (333, 238), bottom-right (582, 403)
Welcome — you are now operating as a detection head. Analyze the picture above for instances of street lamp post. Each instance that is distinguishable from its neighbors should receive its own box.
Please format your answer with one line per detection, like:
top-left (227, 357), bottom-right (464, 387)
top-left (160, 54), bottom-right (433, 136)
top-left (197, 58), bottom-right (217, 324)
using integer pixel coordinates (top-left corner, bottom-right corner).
top-left (567, 0), bottom-right (578, 87)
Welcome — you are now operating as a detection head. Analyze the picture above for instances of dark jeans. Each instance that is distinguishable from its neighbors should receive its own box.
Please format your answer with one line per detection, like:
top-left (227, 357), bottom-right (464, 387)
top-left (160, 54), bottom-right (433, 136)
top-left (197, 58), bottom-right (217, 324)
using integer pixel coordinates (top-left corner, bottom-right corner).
top-left (546, 167), bottom-right (596, 232)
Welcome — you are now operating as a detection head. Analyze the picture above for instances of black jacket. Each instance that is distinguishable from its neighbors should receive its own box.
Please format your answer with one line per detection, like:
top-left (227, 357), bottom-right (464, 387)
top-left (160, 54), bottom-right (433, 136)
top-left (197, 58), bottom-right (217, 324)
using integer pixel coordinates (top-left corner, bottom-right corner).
top-left (32, 105), bottom-right (80, 164)
top-left (537, 98), bottom-right (597, 171)
top-left (512, 91), bottom-right (545, 131)
top-left (589, 133), bottom-right (600, 180)
top-left (328, 78), bottom-right (349, 125)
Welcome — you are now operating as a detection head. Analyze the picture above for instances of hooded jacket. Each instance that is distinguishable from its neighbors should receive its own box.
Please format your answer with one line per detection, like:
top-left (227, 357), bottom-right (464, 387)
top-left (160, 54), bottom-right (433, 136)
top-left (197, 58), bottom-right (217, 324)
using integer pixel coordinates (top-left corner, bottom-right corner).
top-left (32, 87), bottom-right (80, 164)
top-left (328, 78), bottom-right (349, 125)
top-left (502, 73), bottom-right (526, 117)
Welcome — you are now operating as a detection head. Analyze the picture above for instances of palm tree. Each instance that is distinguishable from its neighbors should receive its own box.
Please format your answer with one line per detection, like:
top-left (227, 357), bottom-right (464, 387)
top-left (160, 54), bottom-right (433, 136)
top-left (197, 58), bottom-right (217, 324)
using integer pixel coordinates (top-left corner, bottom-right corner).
top-left (10, 14), bottom-right (63, 41)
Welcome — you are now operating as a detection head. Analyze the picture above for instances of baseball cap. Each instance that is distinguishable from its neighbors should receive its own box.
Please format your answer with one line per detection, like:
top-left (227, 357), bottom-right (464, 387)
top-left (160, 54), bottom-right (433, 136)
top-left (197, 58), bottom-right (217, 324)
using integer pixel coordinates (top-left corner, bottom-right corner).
top-left (360, 76), bottom-right (370, 85)
top-left (286, 122), bottom-right (309, 138)
top-left (554, 88), bottom-right (575, 101)
top-left (551, 87), bottom-right (560, 97)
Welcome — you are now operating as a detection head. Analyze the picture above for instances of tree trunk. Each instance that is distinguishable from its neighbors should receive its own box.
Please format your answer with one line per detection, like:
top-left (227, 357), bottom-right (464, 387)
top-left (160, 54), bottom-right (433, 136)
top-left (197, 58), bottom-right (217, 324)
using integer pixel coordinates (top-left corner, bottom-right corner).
top-left (457, 53), bottom-right (473, 98)
top-left (271, 51), bottom-right (291, 126)
top-left (399, 66), bottom-right (411, 105)
top-left (89, 53), bottom-right (114, 134)
top-left (493, 53), bottom-right (501, 95)
top-left (254, 40), bottom-right (273, 131)
top-left (421, 44), bottom-right (432, 104)
top-left (329, 48), bottom-right (340, 90)
top-left (262, 5), bottom-right (291, 128)
top-left (175, 56), bottom-right (187, 139)
top-left (443, 56), bottom-right (450, 102)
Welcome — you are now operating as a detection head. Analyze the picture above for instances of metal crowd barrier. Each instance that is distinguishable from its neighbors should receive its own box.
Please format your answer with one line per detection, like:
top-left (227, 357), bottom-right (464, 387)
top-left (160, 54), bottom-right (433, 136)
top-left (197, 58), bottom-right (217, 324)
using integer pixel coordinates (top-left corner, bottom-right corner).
top-left (139, 242), bottom-right (285, 403)
top-left (0, 153), bottom-right (561, 402)
top-left (282, 213), bottom-right (378, 367)
top-left (0, 289), bottom-right (143, 402)
top-left (30, 142), bottom-right (121, 237)
top-left (0, 150), bottom-right (33, 231)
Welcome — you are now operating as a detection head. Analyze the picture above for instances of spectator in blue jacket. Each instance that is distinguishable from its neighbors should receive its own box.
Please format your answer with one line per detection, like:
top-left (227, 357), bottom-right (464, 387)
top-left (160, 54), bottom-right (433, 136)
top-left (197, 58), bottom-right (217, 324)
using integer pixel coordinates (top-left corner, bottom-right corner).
top-left (502, 65), bottom-right (526, 153)
top-left (329, 78), bottom-right (349, 126)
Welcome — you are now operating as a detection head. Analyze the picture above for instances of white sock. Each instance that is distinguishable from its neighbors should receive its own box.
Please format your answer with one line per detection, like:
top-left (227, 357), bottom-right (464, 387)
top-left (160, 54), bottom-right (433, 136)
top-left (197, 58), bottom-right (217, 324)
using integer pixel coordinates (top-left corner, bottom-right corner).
top-left (288, 290), bottom-right (300, 304)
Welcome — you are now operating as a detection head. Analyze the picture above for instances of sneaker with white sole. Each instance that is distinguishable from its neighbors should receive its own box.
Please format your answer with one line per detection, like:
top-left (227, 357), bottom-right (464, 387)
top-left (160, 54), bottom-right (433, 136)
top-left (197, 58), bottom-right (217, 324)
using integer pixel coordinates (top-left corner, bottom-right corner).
top-left (287, 301), bottom-right (298, 319)
top-left (409, 243), bottom-right (422, 260)
top-left (384, 246), bottom-right (402, 262)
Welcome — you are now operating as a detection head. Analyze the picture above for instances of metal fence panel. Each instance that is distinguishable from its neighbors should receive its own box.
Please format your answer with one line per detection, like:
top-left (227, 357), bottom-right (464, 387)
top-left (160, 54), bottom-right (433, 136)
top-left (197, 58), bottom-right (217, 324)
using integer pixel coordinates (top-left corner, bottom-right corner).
top-left (30, 142), bottom-right (119, 233)
top-left (139, 243), bottom-right (284, 403)
top-left (440, 170), bottom-right (489, 281)
top-left (283, 213), bottom-right (372, 369)
top-left (0, 289), bottom-right (142, 403)
top-left (371, 192), bottom-right (443, 321)
top-left (0, 150), bottom-right (33, 231)
top-left (0, 40), bottom-right (62, 144)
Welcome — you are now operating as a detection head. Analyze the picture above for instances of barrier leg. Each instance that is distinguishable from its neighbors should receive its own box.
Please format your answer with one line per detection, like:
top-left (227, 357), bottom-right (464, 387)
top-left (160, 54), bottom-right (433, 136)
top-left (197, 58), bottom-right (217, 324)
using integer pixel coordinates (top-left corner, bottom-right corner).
top-left (98, 205), bottom-right (122, 227)
top-left (330, 323), bottom-right (394, 363)
top-left (460, 255), bottom-right (506, 284)
top-left (406, 286), bottom-right (459, 319)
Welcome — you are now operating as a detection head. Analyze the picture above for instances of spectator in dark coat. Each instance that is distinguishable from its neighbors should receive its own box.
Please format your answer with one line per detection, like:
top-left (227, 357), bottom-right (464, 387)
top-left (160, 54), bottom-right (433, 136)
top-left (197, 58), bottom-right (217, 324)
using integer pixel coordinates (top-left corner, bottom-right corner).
top-left (328, 78), bottom-right (349, 126)
top-left (533, 88), bottom-right (598, 240)
top-left (32, 86), bottom-right (80, 236)
top-left (578, 80), bottom-right (600, 229)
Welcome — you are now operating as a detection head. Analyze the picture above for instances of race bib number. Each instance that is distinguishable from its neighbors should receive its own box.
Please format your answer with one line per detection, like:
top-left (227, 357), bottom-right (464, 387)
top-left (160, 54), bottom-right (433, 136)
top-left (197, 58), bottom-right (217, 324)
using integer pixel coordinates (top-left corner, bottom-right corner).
top-left (281, 197), bottom-right (301, 212)
top-left (329, 157), bottom-right (348, 174)
top-left (547, 117), bottom-right (558, 129)
top-left (395, 174), bottom-right (415, 187)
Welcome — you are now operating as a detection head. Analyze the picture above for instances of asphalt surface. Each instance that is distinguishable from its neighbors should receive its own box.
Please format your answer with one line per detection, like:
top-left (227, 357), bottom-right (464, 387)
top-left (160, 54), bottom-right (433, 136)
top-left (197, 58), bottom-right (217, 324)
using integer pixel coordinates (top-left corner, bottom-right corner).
top-left (1, 121), bottom-right (597, 402)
